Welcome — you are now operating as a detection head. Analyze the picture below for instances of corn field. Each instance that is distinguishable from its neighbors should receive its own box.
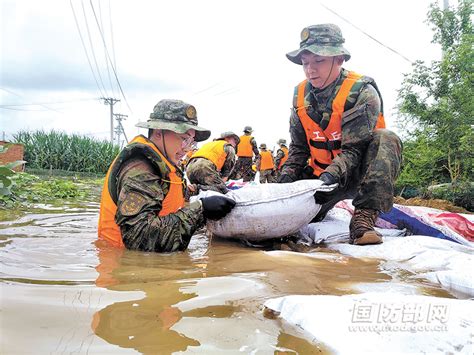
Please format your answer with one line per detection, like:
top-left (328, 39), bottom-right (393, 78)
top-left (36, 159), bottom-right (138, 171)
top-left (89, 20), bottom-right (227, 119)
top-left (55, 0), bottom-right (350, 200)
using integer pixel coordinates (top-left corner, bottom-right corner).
top-left (13, 130), bottom-right (120, 174)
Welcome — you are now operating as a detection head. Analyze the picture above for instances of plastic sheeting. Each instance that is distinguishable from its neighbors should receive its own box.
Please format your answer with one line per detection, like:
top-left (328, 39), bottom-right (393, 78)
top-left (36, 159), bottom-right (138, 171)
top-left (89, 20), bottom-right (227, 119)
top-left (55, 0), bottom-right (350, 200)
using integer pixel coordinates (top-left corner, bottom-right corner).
top-left (264, 293), bottom-right (474, 354)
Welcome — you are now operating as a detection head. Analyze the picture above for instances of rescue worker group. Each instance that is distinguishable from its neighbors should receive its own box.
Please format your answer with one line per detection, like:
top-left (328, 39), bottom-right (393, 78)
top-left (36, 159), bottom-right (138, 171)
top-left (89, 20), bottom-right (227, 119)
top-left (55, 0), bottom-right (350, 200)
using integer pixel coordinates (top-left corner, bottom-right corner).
top-left (98, 23), bottom-right (402, 252)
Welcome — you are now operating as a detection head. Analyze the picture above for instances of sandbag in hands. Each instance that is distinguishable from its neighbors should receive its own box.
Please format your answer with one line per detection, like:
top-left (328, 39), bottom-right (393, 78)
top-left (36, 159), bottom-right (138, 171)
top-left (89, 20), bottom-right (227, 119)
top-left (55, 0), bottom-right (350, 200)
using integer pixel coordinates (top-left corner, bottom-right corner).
top-left (194, 180), bottom-right (334, 241)
top-left (314, 172), bottom-right (339, 204)
top-left (201, 195), bottom-right (236, 220)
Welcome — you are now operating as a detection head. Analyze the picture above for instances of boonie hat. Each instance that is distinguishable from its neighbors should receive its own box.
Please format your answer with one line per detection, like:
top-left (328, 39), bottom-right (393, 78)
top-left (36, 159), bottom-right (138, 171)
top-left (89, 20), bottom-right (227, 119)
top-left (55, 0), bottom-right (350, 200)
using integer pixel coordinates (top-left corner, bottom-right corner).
top-left (219, 131), bottom-right (240, 145)
top-left (286, 23), bottom-right (351, 65)
top-left (136, 99), bottom-right (211, 142)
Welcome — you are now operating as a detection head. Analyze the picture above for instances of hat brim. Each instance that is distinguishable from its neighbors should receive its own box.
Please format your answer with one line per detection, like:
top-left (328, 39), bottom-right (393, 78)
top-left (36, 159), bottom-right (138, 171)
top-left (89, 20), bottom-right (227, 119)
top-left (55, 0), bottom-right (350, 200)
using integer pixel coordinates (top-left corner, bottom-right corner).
top-left (286, 44), bottom-right (351, 65)
top-left (135, 119), bottom-right (211, 142)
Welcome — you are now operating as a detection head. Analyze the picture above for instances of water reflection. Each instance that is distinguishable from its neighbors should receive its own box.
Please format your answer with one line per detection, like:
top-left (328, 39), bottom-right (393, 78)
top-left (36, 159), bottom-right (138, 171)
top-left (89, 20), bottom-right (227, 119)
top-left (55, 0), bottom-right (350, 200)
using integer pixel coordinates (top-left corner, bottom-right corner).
top-left (92, 241), bottom-right (205, 353)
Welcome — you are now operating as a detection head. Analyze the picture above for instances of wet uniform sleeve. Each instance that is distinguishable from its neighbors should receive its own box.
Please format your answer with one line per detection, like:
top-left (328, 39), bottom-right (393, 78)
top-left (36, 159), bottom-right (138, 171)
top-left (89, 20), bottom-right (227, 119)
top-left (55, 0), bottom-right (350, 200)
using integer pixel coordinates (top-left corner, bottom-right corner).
top-left (220, 144), bottom-right (236, 178)
top-left (325, 84), bottom-right (381, 184)
top-left (115, 162), bottom-right (205, 252)
top-left (280, 109), bottom-right (310, 180)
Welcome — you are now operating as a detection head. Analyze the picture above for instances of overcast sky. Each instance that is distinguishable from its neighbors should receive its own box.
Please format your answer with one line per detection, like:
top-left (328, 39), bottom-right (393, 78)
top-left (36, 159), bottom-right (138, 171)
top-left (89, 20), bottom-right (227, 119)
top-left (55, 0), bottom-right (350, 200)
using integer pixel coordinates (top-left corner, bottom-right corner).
top-left (1, 0), bottom-right (443, 149)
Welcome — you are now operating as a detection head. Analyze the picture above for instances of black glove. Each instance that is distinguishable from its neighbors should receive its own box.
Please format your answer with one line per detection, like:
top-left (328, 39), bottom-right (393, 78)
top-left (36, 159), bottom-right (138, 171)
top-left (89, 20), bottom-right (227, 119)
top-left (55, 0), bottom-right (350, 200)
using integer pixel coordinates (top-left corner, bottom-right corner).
top-left (314, 172), bottom-right (339, 204)
top-left (201, 195), bottom-right (236, 220)
top-left (277, 174), bottom-right (294, 183)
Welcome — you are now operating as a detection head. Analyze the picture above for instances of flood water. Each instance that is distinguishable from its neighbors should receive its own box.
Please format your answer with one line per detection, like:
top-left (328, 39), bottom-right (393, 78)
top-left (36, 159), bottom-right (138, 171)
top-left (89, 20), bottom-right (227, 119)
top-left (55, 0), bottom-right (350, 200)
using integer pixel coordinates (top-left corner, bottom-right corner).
top-left (0, 199), bottom-right (452, 354)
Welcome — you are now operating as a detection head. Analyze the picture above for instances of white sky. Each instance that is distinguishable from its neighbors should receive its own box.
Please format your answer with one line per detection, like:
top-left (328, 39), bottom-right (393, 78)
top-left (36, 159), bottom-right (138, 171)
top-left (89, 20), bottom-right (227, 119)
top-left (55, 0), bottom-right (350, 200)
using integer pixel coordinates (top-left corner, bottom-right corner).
top-left (1, 0), bottom-right (443, 150)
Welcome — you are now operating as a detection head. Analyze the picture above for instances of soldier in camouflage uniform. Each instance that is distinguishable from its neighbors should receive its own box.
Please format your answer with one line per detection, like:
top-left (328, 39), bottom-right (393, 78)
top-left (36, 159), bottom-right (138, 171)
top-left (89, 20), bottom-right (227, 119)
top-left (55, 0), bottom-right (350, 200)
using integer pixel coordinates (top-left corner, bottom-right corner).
top-left (230, 126), bottom-right (259, 182)
top-left (98, 99), bottom-right (236, 252)
top-left (273, 138), bottom-right (289, 180)
top-left (186, 131), bottom-right (239, 194)
top-left (279, 24), bottom-right (402, 245)
top-left (256, 143), bottom-right (275, 183)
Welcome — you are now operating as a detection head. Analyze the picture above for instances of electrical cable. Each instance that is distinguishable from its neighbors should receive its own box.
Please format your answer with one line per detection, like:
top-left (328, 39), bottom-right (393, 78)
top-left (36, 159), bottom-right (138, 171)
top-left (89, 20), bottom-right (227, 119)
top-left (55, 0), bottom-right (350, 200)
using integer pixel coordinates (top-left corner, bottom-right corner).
top-left (69, 0), bottom-right (105, 98)
top-left (319, 2), bottom-right (413, 64)
top-left (89, 0), bottom-right (133, 113)
top-left (81, 0), bottom-right (109, 97)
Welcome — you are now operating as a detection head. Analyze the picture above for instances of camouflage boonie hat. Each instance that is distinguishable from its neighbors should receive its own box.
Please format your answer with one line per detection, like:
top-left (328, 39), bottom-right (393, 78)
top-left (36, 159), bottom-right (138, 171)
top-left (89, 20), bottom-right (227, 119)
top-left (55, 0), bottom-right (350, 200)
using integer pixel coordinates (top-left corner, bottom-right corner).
top-left (259, 143), bottom-right (267, 149)
top-left (135, 99), bottom-right (211, 142)
top-left (219, 131), bottom-right (240, 145)
top-left (277, 138), bottom-right (287, 145)
top-left (286, 24), bottom-right (351, 65)
top-left (243, 126), bottom-right (253, 133)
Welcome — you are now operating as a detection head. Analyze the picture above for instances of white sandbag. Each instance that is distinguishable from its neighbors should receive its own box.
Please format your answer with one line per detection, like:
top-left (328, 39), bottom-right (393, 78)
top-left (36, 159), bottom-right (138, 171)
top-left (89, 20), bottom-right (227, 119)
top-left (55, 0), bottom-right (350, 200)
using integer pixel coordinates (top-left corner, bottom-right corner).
top-left (201, 180), bottom-right (335, 241)
top-left (299, 207), bottom-right (407, 244)
top-left (264, 293), bottom-right (474, 354)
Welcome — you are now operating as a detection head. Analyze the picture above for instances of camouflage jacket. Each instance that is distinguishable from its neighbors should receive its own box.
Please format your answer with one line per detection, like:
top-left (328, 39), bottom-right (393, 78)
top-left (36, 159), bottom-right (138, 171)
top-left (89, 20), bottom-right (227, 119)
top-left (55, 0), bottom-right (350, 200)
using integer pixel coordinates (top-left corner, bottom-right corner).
top-left (114, 145), bottom-right (205, 252)
top-left (221, 144), bottom-right (237, 178)
top-left (274, 148), bottom-right (286, 170)
top-left (282, 68), bottom-right (382, 184)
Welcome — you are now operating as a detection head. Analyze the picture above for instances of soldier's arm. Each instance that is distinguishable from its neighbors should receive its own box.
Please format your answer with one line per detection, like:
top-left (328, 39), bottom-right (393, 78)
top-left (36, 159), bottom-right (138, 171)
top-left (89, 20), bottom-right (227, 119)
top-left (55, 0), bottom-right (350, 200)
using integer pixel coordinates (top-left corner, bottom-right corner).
top-left (115, 163), bottom-right (205, 252)
top-left (280, 110), bottom-right (310, 179)
top-left (251, 138), bottom-right (259, 157)
top-left (255, 153), bottom-right (261, 170)
top-left (220, 144), bottom-right (236, 178)
top-left (325, 84), bottom-right (381, 184)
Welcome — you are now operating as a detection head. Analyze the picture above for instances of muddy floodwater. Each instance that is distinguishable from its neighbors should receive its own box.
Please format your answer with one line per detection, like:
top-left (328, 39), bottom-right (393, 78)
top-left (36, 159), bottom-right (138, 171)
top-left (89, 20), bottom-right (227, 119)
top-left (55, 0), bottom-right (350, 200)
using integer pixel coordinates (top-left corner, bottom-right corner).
top-left (0, 200), bottom-right (452, 354)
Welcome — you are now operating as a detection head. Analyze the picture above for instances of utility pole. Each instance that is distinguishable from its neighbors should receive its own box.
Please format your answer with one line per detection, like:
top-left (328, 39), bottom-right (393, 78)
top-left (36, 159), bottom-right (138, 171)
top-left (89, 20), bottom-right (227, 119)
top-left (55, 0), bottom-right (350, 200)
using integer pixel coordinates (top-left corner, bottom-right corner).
top-left (114, 113), bottom-right (128, 147)
top-left (101, 97), bottom-right (120, 143)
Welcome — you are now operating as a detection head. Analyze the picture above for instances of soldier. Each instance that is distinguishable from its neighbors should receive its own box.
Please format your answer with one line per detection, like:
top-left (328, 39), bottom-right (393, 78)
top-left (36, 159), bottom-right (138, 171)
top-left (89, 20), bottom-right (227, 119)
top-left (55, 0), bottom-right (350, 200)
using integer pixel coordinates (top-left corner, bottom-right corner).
top-left (273, 138), bottom-right (289, 180)
top-left (256, 143), bottom-right (275, 183)
top-left (230, 126), bottom-right (259, 182)
top-left (279, 24), bottom-right (402, 246)
top-left (186, 131), bottom-right (239, 194)
top-left (98, 99), bottom-right (236, 252)
top-left (180, 147), bottom-right (197, 172)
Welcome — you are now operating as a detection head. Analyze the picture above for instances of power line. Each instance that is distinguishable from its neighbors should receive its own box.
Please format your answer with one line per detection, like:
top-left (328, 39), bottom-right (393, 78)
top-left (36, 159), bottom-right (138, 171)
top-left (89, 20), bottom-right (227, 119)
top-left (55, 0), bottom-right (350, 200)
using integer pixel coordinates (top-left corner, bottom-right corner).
top-left (90, 0), bottom-right (133, 114)
top-left (97, 0), bottom-right (117, 98)
top-left (0, 87), bottom-right (62, 113)
top-left (81, 0), bottom-right (109, 97)
top-left (69, 0), bottom-right (105, 98)
top-left (108, 0), bottom-right (117, 75)
top-left (319, 2), bottom-right (413, 64)
top-left (0, 98), bottom-right (99, 106)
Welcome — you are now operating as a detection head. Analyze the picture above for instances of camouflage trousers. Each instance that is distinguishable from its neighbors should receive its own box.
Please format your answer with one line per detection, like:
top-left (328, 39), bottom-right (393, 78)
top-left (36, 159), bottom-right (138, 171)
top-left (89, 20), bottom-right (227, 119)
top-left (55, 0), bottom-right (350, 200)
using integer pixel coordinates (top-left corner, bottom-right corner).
top-left (186, 158), bottom-right (228, 194)
top-left (314, 129), bottom-right (402, 221)
top-left (259, 169), bottom-right (275, 184)
top-left (229, 157), bottom-right (255, 182)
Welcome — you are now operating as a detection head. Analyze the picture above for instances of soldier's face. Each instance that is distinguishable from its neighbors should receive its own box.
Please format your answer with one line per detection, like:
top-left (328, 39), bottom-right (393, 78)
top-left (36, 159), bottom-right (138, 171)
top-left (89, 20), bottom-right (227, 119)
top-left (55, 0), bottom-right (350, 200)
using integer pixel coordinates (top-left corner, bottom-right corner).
top-left (153, 129), bottom-right (196, 165)
top-left (301, 52), bottom-right (343, 89)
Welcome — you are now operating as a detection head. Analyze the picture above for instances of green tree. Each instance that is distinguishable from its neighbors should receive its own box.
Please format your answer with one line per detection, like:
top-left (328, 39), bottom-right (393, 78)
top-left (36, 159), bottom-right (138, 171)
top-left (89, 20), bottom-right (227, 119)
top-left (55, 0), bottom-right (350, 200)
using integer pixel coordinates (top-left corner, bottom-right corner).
top-left (397, 0), bottom-right (473, 188)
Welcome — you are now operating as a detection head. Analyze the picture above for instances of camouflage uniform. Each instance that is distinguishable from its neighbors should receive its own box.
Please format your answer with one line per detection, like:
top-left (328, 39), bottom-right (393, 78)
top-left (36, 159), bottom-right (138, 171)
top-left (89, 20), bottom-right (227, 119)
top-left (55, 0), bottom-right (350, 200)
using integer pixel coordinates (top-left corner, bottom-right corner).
top-left (256, 144), bottom-right (275, 183)
top-left (283, 24), bottom-right (402, 233)
top-left (230, 129), bottom-right (259, 182)
top-left (186, 143), bottom-right (236, 194)
top-left (110, 100), bottom-right (211, 252)
top-left (273, 140), bottom-right (288, 180)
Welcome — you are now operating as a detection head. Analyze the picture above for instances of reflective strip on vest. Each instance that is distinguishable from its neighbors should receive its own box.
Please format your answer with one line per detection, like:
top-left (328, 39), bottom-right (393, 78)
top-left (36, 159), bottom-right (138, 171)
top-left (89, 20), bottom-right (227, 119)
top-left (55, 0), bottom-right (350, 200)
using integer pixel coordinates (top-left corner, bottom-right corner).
top-left (237, 135), bottom-right (254, 157)
top-left (97, 135), bottom-right (185, 248)
top-left (259, 150), bottom-right (274, 170)
top-left (295, 71), bottom-right (385, 177)
top-left (191, 140), bottom-right (227, 171)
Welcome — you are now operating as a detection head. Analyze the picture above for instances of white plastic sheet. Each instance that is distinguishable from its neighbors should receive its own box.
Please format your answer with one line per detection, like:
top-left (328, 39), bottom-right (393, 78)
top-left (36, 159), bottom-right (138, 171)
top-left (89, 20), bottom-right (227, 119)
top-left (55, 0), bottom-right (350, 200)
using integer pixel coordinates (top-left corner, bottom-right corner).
top-left (264, 293), bottom-right (474, 354)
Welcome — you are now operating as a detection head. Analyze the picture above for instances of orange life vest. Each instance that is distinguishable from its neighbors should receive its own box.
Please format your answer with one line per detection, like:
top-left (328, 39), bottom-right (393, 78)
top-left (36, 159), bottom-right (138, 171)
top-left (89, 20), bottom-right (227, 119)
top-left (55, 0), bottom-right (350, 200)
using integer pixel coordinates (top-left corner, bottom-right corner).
top-left (259, 150), bottom-right (274, 171)
top-left (294, 71), bottom-right (386, 177)
top-left (98, 135), bottom-right (185, 248)
top-left (237, 135), bottom-right (254, 157)
top-left (277, 146), bottom-right (289, 169)
top-left (191, 140), bottom-right (228, 171)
